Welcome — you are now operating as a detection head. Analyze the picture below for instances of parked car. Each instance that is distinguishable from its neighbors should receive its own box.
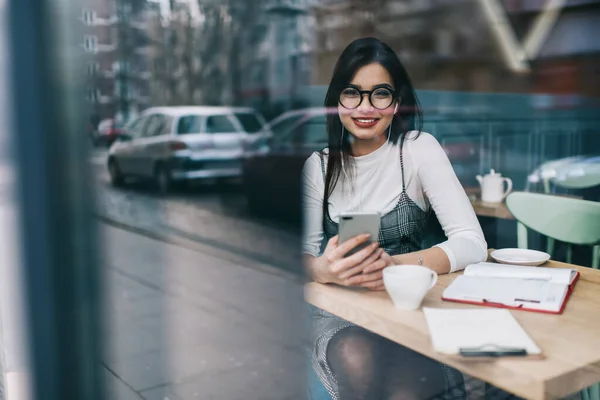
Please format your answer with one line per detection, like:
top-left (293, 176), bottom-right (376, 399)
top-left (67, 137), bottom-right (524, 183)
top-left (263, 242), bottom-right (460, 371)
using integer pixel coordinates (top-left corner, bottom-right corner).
top-left (107, 106), bottom-right (269, 193)
top-left (92, 118), bottom-right (124, 147)
top-left (242, 107), bottom-right (483, 220)
top-left (242, 108), bottom-right (333, 219)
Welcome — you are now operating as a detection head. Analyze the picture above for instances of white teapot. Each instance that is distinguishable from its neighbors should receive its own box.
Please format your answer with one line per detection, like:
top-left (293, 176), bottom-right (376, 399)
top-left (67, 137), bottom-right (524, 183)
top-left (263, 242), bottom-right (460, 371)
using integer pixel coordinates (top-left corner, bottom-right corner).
top-left (476, 169), bottom-right (513, 203)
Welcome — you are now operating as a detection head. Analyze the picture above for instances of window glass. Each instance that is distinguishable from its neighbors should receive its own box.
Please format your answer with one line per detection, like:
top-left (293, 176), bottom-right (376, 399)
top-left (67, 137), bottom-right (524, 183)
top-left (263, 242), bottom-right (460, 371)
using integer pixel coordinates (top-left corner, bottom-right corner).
top-left (159, 115), bottom-right (173, 136)
top-left (270, 114), bottom-right (304, 138)
top-left (278, 114), bottom-right (327, 147)
top-left (302, 115), bottom-right (328, 145)
top-left (177, 115), bottom-right (202, 134)
top-left (83, 35), bottom-right (97, 52)
top-left (144, 115), bottom-right (173, 137)
top-left (234, 113), bottom-right (263, 133)
top-left (142, 115), bottom-right (163, 137)
top-left (126, 116), bottom-right (149, 138)
top-left (205, 115), bottom-right (235, 133)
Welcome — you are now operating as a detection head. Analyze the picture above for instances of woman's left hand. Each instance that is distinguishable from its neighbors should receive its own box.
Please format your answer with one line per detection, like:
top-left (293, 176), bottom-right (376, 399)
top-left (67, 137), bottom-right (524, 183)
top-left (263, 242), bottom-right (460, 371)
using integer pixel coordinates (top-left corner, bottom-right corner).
top-left (360, 251), bottom-right (394, 291)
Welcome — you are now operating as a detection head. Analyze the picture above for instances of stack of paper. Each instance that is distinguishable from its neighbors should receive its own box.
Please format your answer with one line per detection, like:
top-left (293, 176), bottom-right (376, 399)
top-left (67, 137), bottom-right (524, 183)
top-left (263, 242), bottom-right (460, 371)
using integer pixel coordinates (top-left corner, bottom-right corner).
top-left (423, 308), bottom-right (541, 356)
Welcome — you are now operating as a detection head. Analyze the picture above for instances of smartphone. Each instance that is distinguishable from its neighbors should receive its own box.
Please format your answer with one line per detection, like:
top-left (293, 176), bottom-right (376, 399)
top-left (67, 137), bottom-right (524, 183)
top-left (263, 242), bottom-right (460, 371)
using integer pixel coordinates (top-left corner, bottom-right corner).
top-left (338, 212), bottom-right (381, 257)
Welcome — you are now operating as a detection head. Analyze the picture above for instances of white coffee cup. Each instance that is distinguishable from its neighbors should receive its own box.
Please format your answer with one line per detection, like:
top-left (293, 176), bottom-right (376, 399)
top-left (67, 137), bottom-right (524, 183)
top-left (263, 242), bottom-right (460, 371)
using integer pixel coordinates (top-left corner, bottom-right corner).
top-left (382, 265), bottom-right (438, 310)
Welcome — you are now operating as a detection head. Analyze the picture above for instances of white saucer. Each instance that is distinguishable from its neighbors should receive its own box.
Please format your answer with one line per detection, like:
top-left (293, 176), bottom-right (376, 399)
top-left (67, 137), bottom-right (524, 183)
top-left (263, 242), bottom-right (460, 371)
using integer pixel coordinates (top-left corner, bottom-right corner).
top-left (490, 248), bottom-right (551, 266)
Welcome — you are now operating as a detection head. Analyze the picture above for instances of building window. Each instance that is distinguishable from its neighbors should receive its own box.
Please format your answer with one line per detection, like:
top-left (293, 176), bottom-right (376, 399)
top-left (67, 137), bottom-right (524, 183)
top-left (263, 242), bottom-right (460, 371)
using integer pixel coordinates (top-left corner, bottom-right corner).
top-left (86, 88), bottom-right (101, 102)
top-left (82, 9), bottom-right (95, 25)
top-left (87, 63), bottom-right (100, 76)
top-left (84, 35), bottom-right (97, 52)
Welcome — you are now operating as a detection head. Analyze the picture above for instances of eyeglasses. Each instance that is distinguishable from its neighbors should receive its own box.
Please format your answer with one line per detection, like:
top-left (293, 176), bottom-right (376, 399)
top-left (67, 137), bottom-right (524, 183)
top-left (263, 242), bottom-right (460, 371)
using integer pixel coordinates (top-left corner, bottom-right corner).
top-left (339, 86), bottom-right (396, 110)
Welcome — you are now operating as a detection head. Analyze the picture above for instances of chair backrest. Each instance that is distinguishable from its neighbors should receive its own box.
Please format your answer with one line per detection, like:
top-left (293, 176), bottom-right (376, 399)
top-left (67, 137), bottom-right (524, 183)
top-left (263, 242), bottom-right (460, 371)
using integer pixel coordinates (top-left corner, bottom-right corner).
top-left (552, 171), bottom-right (600, 189)
top-left (506, 192), bottom-right (600, 246)
top-left (551, 156), bottom-right (600, 190)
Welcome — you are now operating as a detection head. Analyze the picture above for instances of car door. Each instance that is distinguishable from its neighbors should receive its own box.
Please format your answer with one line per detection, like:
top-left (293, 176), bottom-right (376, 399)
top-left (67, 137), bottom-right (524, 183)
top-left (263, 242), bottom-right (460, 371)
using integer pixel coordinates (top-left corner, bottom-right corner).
top-left (136, 114), bottom-right (174, 177)
top-left (175, 114), bottom-right (212, 154)
top-left (204, 114), bottom-right (245, 166)
top-left (112, 115), bottom-right (149, 174)
top-left (128, 114), bottom-right (161, 176)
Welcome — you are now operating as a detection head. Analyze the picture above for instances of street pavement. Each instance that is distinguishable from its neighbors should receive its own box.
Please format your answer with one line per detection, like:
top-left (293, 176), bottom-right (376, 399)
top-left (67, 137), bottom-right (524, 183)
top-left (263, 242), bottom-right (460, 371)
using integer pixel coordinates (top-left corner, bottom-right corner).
top-left (91, 154), bottom-right (303, 275)
top-left (101, 222), bottom-right (308, 400)
top-left (0, 153), bottom-right (308, 400)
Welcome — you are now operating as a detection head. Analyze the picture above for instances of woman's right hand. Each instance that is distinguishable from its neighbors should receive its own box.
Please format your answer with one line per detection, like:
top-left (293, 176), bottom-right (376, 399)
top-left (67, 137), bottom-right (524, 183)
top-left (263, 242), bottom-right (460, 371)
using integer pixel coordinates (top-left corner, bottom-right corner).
top-left (314, 234), bottom-right (385, 289)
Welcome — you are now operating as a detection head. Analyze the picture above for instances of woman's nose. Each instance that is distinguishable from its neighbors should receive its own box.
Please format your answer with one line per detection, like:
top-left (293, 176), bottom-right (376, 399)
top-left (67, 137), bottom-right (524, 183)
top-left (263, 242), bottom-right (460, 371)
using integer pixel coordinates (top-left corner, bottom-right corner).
top-left (357, 93), bottom-right (375, 112)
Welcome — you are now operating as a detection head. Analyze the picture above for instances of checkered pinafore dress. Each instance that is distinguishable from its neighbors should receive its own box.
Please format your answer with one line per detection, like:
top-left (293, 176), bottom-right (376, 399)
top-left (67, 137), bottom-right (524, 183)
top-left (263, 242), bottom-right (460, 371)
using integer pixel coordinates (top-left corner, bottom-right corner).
top-left (310, 135), bottom-right (465, 400)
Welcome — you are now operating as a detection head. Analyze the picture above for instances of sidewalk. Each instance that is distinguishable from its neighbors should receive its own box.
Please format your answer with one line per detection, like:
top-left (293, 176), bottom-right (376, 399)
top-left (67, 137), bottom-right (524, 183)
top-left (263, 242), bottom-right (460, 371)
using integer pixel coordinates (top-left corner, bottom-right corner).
top-left (101, 222), bottom-right (308, 400)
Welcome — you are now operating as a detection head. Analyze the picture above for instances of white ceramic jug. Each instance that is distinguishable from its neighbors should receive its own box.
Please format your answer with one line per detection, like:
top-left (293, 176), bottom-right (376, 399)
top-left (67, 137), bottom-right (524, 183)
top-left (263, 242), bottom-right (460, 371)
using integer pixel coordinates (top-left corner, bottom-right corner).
top-left (476, 169), bottom-right (513, 203)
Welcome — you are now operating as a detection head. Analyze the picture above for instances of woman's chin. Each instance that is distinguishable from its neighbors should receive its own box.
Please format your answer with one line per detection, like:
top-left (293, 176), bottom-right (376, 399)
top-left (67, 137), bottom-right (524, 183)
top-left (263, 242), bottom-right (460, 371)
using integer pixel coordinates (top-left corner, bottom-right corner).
top-left (350, 131), bottom-right (386, 143)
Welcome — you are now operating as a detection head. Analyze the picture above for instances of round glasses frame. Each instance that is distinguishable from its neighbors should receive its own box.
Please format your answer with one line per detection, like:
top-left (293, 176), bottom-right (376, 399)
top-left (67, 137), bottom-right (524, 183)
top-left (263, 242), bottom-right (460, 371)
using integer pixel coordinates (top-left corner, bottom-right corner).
top-left (339, 87), bottom-right (397, 110)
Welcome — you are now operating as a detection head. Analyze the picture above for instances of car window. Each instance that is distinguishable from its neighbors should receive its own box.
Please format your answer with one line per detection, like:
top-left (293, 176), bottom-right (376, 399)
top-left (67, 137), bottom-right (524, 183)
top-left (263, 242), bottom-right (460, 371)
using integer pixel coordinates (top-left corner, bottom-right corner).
top-left (126, 116), bottom-right (149, 139)
top-left (177, 115), bottom-right (202, 134)
top-left (302, 115), bottom-right (328, 145)
top-left (279, 115), bottom-right (327, 147)
top-left (142, 115), bottom-right (172, 137)
top-left (159, 116), bottom-right (173, 135)
top-left (270, 114), bottom-right (304, 137)
top-left (142, 115), bottom-right (163, 137)
top-left (205, 115), bottom-right (236, 133)
top-left (234, 113), bottom-right (263, 133)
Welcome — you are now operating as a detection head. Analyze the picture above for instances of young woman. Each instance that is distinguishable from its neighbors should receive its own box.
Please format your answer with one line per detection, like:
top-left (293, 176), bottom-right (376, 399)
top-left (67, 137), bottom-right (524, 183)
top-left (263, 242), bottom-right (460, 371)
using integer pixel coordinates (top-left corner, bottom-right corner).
top-left (302, 37), bottom-right (488, 400)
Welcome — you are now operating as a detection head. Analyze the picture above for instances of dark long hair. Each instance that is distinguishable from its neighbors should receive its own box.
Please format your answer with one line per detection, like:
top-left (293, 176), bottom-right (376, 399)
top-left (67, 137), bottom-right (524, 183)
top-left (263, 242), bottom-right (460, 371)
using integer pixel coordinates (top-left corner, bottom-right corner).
top-left (322, 37), bottom-right (423, 219)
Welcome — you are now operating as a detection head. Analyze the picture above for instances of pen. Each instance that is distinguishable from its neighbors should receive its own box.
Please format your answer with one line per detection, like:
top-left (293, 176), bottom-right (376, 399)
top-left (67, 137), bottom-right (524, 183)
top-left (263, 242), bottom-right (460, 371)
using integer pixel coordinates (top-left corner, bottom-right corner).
top-left (460, 348), bottom-right (528, 357)
top-left (462, 296), bottom-right (540, 306)
top-left (514, 298), bottom-right (541, 304)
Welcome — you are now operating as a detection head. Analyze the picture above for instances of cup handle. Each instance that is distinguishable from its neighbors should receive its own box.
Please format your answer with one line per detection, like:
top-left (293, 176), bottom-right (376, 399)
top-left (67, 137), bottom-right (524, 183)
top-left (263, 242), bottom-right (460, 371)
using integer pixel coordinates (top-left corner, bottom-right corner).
top-left (429, 270), bottom-right (438, 288)
top-left (502, 177), bottom-right (513, 200)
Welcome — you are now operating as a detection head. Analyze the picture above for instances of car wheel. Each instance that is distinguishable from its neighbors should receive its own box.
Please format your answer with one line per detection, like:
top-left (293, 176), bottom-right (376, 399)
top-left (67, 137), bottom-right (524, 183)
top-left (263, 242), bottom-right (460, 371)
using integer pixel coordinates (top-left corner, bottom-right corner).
top-left (154, 164), bottom-right (172, 195)
top-left (108, 158), bottom-right (124, 187)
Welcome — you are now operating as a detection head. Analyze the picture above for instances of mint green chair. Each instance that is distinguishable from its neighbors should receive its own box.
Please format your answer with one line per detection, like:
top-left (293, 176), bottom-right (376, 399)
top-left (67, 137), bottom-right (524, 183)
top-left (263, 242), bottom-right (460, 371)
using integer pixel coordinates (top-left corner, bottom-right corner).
top-left (540, 157), bottom-right (600, 263)
top-left (506, 192), bottom-right (600, 400)
top-left (506, 192), bottom-right (600, 269)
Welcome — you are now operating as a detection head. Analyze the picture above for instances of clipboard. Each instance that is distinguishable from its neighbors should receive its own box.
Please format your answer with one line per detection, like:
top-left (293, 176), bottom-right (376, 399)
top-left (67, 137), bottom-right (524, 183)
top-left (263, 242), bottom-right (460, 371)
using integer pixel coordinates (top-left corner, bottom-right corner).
top-left (423, 308), bottom-right (542, 358)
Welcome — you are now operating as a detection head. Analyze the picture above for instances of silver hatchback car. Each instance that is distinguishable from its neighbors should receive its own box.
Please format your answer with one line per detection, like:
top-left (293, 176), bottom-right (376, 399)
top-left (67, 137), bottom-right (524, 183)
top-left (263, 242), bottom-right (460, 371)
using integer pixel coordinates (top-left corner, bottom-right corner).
top-left (107, 106), bottom-right (269, 193)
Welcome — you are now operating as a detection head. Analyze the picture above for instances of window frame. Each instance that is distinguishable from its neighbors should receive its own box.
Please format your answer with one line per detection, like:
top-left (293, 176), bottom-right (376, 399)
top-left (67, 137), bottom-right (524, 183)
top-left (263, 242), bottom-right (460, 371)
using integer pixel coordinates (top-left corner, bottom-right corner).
top-left (83, 35), bottom-right (97, 52)
top-left (82, 8), bottom-right (96, 25)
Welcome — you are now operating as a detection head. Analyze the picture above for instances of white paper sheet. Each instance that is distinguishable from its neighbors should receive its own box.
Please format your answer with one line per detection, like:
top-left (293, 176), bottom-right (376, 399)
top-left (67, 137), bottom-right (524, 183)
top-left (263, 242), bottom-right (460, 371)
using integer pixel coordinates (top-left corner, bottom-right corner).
top-left (423, 308), bottom-right (542, 355)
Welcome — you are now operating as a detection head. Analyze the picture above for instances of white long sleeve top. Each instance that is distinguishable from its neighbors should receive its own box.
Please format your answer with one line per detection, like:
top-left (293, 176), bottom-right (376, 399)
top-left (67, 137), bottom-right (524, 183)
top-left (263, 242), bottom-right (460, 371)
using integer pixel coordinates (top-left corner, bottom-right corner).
top-left (301, 131), bottom-right (488, 272)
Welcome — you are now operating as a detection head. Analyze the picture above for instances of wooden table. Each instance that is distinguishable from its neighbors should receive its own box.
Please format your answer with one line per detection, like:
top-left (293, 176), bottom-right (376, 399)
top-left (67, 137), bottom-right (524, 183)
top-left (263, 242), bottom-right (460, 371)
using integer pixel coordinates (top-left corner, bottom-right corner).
top-left (464, 187), bottom-right (515, 220)
top-left (305, 258), bottom-right (600, 400)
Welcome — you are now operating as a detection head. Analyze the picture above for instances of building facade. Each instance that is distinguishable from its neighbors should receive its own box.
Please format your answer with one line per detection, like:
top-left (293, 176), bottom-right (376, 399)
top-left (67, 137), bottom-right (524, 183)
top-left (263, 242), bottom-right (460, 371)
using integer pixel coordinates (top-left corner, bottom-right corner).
top-left (311, 0), bottom-right (531, 93)
top-left (311, 0), bottom-right (600, 100)
top-left (145, 0), bottom-right (315, 119)
top-left (81, 0), bottom-right (155, 123)
top-left (504, 0), bottom-right (600, 100)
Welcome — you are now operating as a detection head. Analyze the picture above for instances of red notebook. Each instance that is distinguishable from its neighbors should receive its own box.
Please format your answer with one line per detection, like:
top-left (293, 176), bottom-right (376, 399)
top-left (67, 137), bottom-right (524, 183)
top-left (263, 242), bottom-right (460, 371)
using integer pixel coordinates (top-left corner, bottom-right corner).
top-left (442, 262), bottom-right (580, 314)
